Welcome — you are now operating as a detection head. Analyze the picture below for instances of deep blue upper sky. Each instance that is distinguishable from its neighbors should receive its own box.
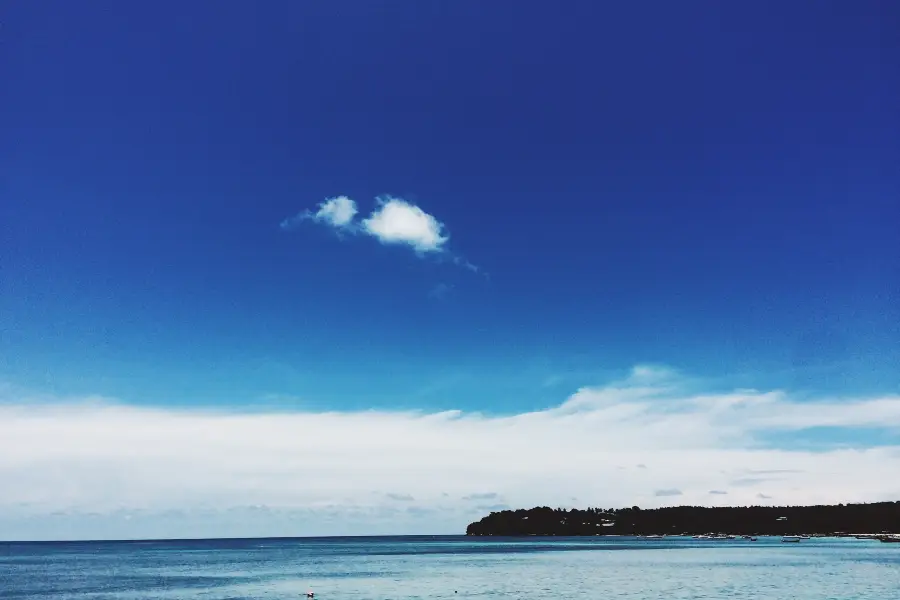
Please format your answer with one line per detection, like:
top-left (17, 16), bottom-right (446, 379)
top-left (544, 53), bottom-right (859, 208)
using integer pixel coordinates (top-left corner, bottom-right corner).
top-left (2, 0), bottom-right (898, 412)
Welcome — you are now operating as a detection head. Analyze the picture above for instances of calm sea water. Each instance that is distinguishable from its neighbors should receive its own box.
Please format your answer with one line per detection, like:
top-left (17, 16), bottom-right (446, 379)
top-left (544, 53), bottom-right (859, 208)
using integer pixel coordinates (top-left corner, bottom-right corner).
top-left (2, 536), bottom-right (898, 599)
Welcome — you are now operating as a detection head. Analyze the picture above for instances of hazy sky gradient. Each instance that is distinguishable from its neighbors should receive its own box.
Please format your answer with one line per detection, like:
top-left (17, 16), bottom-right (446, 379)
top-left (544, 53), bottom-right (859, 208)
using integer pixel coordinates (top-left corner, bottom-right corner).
top-left (2, 0), bottom-right (898, 539)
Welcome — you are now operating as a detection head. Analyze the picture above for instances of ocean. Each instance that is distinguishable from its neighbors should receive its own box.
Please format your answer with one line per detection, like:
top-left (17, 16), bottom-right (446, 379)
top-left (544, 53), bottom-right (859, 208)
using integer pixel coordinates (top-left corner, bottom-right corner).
top-left (1, 536), bottom-right (898, 599)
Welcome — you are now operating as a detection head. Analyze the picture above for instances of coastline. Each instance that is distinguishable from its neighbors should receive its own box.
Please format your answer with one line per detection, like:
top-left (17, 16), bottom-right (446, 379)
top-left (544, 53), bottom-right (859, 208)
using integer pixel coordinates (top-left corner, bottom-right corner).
top-left (465, 501), bottom-right (900, 539)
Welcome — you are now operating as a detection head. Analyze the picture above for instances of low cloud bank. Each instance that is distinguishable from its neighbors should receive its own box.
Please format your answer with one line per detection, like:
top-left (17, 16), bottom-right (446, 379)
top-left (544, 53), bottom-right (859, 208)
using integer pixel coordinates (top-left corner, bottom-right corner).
top-left (2, 366), bottom-right (899, 539)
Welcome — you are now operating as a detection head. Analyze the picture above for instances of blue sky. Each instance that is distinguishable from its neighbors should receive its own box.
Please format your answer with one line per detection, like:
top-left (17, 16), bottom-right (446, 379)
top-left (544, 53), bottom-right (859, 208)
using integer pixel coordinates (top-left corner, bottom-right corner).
top-left (1, 1), bottom-right (899, 539)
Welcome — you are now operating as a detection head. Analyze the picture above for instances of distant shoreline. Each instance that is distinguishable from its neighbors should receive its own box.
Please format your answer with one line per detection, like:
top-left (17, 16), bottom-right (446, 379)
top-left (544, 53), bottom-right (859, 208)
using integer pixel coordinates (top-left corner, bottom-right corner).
top-left (466, 501), bottom-right (900, 538)
top-left (0, 534), bottom-right (458, 545)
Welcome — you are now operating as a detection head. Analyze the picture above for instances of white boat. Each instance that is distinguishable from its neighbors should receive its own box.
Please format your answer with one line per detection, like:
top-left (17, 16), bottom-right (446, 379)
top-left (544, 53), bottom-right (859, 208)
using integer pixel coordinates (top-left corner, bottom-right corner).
top-left (782, 536), bottom-right (801, 543)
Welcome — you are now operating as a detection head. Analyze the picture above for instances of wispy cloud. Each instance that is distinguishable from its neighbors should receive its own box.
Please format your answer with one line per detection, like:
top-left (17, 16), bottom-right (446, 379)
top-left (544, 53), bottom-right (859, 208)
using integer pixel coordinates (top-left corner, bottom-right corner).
top-left (428, 282), bottom-right (453, 300)
top-left (744, 469), bottom-right (804, 475)
top-left (281, 195), bottom-right (476, 267)
top-left (541, 375), bottom-right (565, 388)
top-left (475, 503), bottom-right (510, 512)
top-left (385, 493), bottom-right (415, 502)
top-left (462, 493), bottom-right (499, 501)
top-left (730, 477), bottom-right (770, 487)
top-left (708, 490), bottom-right (728, 495)
top-left (2, 365), bottom-right (900, 539)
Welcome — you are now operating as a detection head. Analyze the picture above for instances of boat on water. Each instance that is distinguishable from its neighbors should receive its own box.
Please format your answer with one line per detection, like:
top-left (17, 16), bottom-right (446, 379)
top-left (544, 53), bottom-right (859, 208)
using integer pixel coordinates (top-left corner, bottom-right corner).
top-left (782, 536), bottom-right (802, 543)
top-left (878, 535), bottom-right (900, 543)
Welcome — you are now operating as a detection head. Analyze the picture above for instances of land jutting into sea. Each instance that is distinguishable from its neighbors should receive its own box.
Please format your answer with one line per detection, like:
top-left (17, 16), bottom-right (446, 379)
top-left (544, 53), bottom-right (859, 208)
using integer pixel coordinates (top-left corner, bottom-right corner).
top-left (466, 501), bottom-right (900, 539)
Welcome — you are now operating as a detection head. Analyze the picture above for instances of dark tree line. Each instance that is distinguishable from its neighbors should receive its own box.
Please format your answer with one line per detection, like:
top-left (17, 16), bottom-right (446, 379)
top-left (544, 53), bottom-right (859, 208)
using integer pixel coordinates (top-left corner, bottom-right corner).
top-left (466, 502), bottom-right (900, 536)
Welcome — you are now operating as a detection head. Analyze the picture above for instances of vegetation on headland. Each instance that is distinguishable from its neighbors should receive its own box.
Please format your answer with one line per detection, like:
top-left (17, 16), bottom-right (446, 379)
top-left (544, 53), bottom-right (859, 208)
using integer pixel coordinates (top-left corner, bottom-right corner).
top-left (465, 501), bottom-right (900, 537)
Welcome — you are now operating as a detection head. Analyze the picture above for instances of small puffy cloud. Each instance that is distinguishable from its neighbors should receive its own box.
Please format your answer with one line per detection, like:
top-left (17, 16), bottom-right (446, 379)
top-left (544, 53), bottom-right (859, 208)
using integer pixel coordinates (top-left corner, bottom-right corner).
top-left (282, 195), bottom-right (466, 262)
top-left (280, 195), bottom-right (358, 230)
top-left (311, 195), bottom-right (358, 228)
top-left (654, 489), bottom-right (683, 497)
top-left (362, 197), bottom-right (448, 253)
top-left (708, 490), bottom-right (729, 495)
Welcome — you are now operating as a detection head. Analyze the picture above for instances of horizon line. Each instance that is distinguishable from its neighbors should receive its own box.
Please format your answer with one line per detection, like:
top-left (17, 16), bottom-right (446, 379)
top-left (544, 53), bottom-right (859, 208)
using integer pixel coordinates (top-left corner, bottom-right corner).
top-left (6, 499), bottom-right (897, 544)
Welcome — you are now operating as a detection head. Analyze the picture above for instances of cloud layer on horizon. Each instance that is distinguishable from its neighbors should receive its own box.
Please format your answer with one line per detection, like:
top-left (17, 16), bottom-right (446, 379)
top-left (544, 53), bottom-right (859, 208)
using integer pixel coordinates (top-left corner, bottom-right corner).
top-left (2, 366), bottom-right (900, 540)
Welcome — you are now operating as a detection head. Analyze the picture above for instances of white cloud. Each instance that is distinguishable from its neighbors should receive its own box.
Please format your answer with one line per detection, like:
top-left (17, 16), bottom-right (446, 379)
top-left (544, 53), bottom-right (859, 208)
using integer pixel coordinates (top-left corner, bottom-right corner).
top-left (311, 195), bottom-right (358, 228)
top-left (2, 365), bottom-right (900, 540)
top-left (280, 196), bottom-right (358, 230)
top-left (361, 197), bottom-right (448, 253)
top-left (282, 195), bottom-right (458, 258)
